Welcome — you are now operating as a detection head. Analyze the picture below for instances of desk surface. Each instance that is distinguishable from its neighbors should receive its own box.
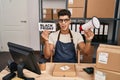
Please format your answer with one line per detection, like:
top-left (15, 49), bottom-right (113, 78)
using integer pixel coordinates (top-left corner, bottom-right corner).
top-left (0, 63), bottom-right (94, 80)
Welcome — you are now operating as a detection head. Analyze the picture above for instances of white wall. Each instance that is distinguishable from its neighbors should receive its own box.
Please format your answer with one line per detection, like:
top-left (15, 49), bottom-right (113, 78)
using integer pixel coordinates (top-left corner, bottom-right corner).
top-left (28, 0), bottom-right (66, 50)
top-left (28, 0), bottom-right (40, 50)
top-left (0, 0), bottom-right (40, 51)
top-left (26, 0), bottom-right (66, 50)
top-left (0, 0), bottom-right (67, 51)
top-left (43, 0), bottom-right (66, 9)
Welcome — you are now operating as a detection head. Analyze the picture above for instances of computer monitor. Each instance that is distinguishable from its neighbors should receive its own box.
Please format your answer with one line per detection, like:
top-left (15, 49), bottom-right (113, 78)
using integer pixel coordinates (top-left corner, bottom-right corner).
top-left (7, 42), bottom-right (41, 79)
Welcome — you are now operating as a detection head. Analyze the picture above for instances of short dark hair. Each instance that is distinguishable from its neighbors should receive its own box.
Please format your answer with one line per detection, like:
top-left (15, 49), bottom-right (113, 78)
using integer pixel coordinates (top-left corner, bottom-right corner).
top-left (58, 9), bottom-right (71, 18)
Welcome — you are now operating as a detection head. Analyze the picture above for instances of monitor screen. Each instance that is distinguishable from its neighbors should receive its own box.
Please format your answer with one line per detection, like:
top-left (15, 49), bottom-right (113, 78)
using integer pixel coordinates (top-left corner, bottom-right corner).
top-left (7, 42), bottom-right (41, 78)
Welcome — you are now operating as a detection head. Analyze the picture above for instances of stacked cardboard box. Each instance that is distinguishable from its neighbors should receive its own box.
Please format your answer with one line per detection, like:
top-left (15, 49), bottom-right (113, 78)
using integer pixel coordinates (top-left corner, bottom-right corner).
top-left (95, 44), bottom-right (120, 80)
top-left (43, 8), bottom-right (63, 21)
top-left (67, 0), bottom-right (85, 18)
top-left (87, 0), bottom-right (115, 18)
top-left (53, 9), bottom-right (62, 20)
top-left (43, 8), bottom-right (52, 20)
top-left (94, 68), bottom-right (120, 80)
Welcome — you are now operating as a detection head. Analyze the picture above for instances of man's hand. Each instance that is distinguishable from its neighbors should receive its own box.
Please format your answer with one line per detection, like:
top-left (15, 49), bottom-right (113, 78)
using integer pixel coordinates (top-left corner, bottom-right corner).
top-left (41, 30), bottom-right (50, 41)
top-left (84, 29), bottom-right (94, 41)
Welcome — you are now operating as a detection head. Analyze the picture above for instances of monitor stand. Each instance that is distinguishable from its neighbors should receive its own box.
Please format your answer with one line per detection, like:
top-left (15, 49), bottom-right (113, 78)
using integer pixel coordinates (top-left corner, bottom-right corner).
top-left (2, 60), bottom-right (17, 80)
top-left (17, 63), bottom-right (35, 80)
top-left (2, 72), bottom-right (16, 80)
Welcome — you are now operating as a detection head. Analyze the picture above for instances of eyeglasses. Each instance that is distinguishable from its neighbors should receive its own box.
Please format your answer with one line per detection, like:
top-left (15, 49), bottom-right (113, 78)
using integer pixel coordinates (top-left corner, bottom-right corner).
top-left (58, 19), bottom-right (70, 23)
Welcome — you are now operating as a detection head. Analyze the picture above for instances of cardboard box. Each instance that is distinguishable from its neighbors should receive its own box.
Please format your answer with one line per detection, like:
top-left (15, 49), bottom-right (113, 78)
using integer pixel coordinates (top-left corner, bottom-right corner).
top-left (43, 8), bottom-right (52, 14)
top-left (53, 9), bottom-right (62, 20)
top-left (96, 44), bottom-right (120, 72)
top-left (68, 0), bottom-right (85, 8)
top-left (43, 14), bottom-right (52, 20)
top-left (53, 14), bottom-right (58, 20)
top-left (94, 67), bottom-right (120, 80)
top-left (98, 44), bottom-right (120, 49)
top-left (87, 0), bottom-right (115, 18)
top-left (53, 9), bottom-right (61, 14)
top-left (68, 8), bottom-right (84, 18)
top-left (53, 63), bottom-right (76, 77)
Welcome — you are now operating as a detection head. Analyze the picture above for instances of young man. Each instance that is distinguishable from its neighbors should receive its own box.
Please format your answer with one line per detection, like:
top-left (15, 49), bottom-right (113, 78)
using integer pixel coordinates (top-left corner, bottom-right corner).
top-left (41, 9), bottom-right (94, 63)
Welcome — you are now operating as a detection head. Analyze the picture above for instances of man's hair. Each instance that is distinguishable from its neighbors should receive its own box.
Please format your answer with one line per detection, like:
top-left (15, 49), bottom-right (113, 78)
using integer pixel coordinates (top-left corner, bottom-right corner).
top-left (58, 9), bottom-right (71, 18)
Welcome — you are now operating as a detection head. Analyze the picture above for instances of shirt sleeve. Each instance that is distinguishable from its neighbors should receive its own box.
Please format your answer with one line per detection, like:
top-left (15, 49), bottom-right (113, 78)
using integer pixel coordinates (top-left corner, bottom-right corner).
top-left (48, 33), bottom-right (54, 45)
top-left (48, 30), bottom-right (59, 46)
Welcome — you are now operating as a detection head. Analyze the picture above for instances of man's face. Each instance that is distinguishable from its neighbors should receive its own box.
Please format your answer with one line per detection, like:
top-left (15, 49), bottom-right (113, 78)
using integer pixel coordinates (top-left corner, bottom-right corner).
top-left (58, 15), bottom-right (71, 31)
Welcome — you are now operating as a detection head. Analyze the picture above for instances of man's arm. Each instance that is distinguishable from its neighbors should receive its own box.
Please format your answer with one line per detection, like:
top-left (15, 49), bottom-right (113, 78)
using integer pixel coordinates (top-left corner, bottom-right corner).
top-left (41, 30), bottom-right (54, 59)
top-left (78, 29), bottom-right (94, 54)
top-left (78, 41), bottom-right (91, 54)
top-left (43, 41), bottom-right (54, 59)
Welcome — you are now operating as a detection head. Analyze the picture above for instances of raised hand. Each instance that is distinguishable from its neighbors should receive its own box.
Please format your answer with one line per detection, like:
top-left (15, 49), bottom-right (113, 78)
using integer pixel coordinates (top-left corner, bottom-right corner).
top-left (84, 29), bottom-right (94, 41)
top-left (41, 30), bottom-right (50, 41)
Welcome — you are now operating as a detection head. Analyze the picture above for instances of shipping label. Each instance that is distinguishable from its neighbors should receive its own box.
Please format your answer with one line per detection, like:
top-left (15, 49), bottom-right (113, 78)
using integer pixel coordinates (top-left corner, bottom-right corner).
top-left (95, 70), bottom-right (106, 80)
top-left (98, 52), bottom-right (108, 64)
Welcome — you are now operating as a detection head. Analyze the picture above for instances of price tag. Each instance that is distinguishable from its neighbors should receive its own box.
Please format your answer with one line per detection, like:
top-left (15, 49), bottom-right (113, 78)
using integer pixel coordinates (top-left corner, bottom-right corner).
top-left (39, 23), bottom-right (56, 31)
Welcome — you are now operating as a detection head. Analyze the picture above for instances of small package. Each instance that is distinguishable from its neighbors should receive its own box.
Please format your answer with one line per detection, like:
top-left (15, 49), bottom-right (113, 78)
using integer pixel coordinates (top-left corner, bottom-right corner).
top-left (53, 63), bottom-right (76, 77)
